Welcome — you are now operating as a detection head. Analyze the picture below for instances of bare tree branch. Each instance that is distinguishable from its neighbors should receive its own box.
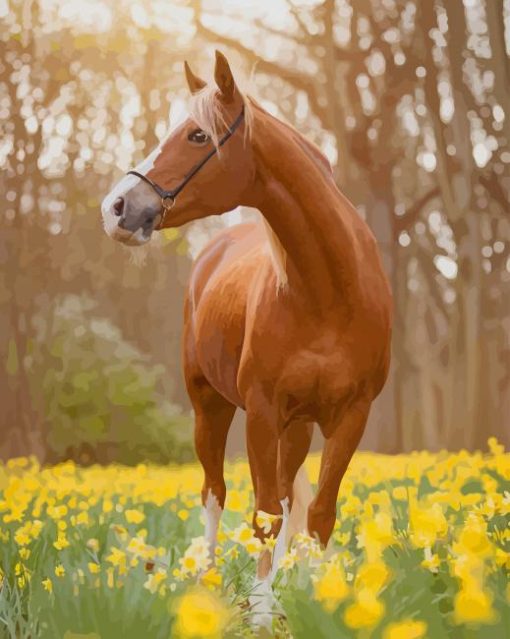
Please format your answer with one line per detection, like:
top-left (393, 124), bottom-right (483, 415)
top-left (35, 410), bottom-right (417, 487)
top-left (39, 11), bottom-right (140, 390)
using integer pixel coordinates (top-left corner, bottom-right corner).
top-left (479, 172), bottom-right (510, 213)
top-left (285, 1), bottom-right (315, 38)
top-left (252, 18), bottom-right (312, 46)
top-left (395, 187), bottom-right (441, 235)
top-left (414, 244), bottom-right (448, 319)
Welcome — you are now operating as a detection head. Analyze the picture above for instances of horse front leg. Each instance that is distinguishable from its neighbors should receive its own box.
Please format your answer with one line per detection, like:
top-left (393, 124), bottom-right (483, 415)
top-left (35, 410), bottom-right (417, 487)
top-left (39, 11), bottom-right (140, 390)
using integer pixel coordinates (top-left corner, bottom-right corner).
top-left (245, 400), bottom-right (283, 627)
top-left (308, 397), bottom-right (371, 546)
top-left (189, 379), bottom-right (236, 561)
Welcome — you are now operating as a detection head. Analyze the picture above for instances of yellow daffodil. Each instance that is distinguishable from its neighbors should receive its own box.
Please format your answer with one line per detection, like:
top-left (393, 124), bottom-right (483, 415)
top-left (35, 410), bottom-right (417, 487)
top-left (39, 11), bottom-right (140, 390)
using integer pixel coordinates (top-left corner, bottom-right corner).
top-left (173, 587), bottom-right (230, 639)
top-left (42, 577), bottom-right (53, 593)
top-left (255, 510), bottom-right (282, 534)
top-left (383, 620), bottom-right (427, 639)
top-left (354, 560), bottom-right (391, 593)
top-left (392, 486), bottom-right (408, 501)
top-left (421, 548), bottom-right (440, 573)
top-left (54, 564), bottom-right (65, 578)
top-left (200, 567), bottom-right (222, 589)
top-left (453, 515), bottom-right (493, 558)
top-left (344, 587), bottom-right (385, 629)
top-left (313, 562), bottom-right (350, 612)
top-left (53, 532), bottom-right (70, 550)
top-left (124, 509), bottom-right (145, 524)
top-left (454, 582), bottom-right (497, 625)
top-left (409, 502), bottom-right (448, 548)
top-left (143, 569), bottom-right (167, 594)
top-left (179, 537), bottom-right (212, 576)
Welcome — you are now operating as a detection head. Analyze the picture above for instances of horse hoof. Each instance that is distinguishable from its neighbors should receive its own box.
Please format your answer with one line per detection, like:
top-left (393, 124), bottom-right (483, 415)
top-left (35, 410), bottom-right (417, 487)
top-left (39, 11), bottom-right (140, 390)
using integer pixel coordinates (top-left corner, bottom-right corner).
top-left (249, 578), bottom-right (274, 631)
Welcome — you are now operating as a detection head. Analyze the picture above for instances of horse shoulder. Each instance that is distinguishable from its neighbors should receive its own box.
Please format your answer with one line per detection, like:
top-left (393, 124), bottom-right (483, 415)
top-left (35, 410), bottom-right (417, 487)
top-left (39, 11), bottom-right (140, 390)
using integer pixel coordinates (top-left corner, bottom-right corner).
top-left (185, 223), bottom-right (269, 406)
top-left (188, 222), bottom-right (261, 304)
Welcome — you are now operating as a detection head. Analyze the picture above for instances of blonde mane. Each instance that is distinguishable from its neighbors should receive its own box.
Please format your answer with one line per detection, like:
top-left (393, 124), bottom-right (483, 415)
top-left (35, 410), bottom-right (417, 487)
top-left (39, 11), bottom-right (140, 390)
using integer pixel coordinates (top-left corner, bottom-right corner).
top-left (189, 87), bottom-right (288, 290)
top-left (262, 219), bottom-right (289, 290)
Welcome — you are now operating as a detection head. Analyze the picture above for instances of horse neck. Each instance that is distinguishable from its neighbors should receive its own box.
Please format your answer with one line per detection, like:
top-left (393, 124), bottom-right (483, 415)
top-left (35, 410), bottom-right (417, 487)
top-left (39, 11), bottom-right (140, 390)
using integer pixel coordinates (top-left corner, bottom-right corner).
top-left (250, 108), bottom-right (363, 314)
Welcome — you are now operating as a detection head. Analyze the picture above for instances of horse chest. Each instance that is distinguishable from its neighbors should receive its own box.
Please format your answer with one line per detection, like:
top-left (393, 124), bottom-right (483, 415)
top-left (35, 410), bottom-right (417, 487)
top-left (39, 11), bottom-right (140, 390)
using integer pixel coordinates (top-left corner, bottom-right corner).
top-left (238, 318), bottom-right (367, 420)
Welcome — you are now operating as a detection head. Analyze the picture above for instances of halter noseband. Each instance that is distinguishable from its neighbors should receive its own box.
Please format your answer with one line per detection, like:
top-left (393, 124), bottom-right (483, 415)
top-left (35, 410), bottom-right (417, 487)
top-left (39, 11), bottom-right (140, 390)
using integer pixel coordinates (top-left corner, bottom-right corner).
top-left (127, 106), bottom-right (245, 227)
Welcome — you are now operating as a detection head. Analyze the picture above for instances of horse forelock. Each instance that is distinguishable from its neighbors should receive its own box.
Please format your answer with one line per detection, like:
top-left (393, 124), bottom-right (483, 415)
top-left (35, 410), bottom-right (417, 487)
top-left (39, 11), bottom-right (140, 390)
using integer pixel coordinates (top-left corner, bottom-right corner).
top-left (189, 85), bottom-right (253, 148)
top-left (189, 86), bottom-right (229, 147)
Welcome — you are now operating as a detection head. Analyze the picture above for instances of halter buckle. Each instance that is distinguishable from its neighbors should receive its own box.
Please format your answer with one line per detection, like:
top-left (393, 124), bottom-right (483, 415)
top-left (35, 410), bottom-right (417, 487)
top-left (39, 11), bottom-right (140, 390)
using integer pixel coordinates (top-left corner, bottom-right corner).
top-left (162, 195), bottom-right (175, 211)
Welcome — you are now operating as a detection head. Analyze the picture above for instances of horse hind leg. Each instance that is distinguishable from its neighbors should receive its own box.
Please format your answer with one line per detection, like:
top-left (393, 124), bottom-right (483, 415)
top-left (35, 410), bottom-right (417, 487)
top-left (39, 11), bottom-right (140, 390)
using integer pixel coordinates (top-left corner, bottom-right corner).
top-left (308, 398), bottom-right (371, 547)
top-left (188, 376), bottom-right (236, 559)
top-left (243, 399), bottom-right (283, 627)
top-left (252, 420), bottom-right (314, 590)
top-left (243, 411), bottom-right (313, 628)
top-left (277, 421), bottom-right (314, 547)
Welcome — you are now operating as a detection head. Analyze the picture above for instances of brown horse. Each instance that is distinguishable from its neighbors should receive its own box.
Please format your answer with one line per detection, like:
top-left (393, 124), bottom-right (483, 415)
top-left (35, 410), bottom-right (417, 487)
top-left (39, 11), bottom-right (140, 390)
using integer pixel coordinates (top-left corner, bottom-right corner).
top-left (102, 51), bottom-right (392, 611)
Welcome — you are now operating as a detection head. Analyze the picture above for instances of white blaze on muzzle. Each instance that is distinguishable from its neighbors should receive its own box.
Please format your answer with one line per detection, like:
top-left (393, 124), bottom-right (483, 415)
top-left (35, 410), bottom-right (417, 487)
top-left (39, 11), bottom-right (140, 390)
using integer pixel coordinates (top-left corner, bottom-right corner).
top-left (100, 108), bottom-right (186, 240)
top-left (101, 173), bottom-right (141, 236)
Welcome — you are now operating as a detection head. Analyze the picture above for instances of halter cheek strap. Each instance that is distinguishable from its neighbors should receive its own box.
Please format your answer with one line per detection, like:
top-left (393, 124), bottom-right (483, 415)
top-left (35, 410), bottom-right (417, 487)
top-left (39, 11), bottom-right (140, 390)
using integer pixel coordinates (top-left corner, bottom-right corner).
top-left (127, 106), bottom-right (245, 226)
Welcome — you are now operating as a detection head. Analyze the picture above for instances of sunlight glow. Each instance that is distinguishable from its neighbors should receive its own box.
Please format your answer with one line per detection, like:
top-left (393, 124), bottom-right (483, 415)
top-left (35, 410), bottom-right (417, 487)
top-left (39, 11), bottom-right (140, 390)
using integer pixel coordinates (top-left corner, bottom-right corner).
top-left (54, 0), bottom-right (112, 31)
top-left (420, 151), bottom-right (437, 172)
top-left (398, 231), bottom-right (411, 247)
top-left (131, 3), bottom-right (150, 28)
top-left (170, 98), bottom-right (188, 130)
top-left (434, 255), bottom-right (458, 280)
top-left (472, 142), bottom-right (491, 168)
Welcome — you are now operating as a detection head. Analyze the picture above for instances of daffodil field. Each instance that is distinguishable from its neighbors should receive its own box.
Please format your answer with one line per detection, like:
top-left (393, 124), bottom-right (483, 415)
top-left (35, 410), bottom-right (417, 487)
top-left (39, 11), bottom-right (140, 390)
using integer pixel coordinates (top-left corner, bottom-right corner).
top-left (1, 438), bottom-right (509, 639)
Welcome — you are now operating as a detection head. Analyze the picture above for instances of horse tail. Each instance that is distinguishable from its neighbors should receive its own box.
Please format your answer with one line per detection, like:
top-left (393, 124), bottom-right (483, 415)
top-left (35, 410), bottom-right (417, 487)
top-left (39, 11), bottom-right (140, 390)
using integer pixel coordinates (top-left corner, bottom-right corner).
top-left (286, 465), bottom-right (314, 542)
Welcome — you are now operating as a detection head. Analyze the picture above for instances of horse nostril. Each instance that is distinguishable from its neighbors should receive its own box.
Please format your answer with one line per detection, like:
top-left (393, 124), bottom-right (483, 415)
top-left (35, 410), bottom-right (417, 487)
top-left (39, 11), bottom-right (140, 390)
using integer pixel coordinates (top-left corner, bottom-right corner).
top-left (113, 197), bottom-right (124, 217)
top-left (143, 214), bottom-right (156, 232)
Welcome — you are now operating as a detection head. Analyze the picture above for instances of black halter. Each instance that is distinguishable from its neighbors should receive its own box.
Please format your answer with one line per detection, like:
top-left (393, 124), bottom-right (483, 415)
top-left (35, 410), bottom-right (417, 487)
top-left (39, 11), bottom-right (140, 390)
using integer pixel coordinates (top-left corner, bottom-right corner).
top-left (127, 106), bottom-right (245, 227)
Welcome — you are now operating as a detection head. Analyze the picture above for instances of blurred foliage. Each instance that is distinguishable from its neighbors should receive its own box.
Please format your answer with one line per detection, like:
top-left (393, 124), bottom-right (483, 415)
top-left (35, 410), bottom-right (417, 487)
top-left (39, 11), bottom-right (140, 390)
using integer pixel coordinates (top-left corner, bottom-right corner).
top-left (30, 296), bottom-right (194, 465)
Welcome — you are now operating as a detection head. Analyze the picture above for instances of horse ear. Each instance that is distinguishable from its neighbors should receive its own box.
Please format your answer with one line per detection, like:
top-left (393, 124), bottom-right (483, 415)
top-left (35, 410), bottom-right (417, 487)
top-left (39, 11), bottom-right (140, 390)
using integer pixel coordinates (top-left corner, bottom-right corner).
top-left (184, 61), bottom-right (207, 95)
top-left (214, 50), bottom-right (236, 102)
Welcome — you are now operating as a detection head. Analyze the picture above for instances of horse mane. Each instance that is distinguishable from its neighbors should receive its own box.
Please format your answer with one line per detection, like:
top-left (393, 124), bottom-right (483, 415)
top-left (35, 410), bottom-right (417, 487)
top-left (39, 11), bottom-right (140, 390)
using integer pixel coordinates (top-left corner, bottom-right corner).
top-left (261, 218), bottom-right (288, 290)
top-left (189, 89), bottom-right (331, 291)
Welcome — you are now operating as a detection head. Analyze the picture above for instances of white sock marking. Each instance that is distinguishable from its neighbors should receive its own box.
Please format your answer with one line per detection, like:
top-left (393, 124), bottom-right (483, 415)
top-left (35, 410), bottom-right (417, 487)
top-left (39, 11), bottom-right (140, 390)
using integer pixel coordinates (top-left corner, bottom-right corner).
top-left (249, 577), bottom-right (274, 630)
top-left (202, 489), bottom-right (222, 560)
top-left (271, 497), bottom-right (290, 580)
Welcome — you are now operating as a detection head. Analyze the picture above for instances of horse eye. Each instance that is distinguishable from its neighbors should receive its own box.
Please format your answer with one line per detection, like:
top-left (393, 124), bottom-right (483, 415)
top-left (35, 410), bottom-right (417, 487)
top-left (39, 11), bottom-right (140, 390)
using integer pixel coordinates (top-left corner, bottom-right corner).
top-left (188, 129), bottom-right (209, 144)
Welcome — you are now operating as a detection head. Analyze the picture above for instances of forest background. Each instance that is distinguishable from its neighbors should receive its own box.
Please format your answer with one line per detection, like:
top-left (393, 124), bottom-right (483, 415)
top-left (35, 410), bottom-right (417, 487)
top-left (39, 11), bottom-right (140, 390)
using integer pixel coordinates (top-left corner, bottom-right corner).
top-left (1, 0), bottom-right (509, 464)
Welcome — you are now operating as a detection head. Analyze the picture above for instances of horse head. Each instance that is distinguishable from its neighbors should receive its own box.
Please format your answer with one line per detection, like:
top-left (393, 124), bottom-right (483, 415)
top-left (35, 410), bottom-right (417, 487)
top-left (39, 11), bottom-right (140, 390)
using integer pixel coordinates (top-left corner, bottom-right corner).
top-left (101, 51), bottom-right (255, 246)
